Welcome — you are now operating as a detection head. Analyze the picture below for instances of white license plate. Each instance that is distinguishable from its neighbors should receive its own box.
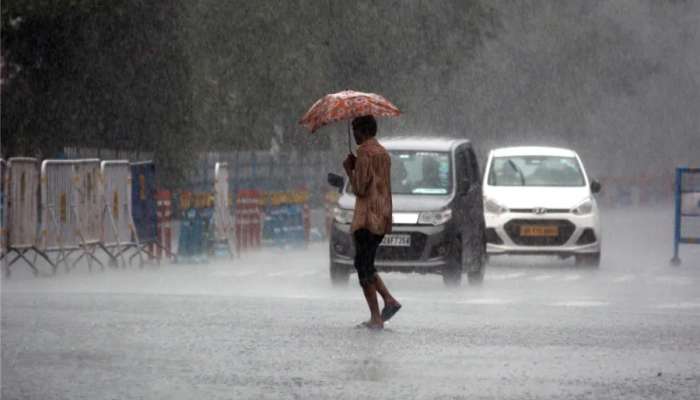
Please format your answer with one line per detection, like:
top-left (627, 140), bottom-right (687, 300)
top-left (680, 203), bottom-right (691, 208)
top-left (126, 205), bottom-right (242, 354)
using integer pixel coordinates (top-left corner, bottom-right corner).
top-left (380, 234), bottom-right (411, 247)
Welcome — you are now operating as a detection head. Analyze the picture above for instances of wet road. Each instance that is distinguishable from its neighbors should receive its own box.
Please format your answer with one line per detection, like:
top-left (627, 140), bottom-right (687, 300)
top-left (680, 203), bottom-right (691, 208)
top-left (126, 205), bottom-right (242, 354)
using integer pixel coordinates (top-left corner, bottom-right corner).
top-left (3, 208), bottom-right (700, 399)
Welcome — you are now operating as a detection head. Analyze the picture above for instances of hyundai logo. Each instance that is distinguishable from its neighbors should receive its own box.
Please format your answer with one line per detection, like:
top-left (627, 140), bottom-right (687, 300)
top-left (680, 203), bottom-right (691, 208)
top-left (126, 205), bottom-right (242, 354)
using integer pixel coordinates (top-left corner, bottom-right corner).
top-left (533, 207), bottom-right (547, 215)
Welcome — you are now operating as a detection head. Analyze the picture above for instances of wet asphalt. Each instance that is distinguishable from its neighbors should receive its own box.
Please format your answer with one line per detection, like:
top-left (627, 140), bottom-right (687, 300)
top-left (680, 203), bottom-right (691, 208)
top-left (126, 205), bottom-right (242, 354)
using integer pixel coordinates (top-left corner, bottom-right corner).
top-left (2, 208), bottom-right (700, 399)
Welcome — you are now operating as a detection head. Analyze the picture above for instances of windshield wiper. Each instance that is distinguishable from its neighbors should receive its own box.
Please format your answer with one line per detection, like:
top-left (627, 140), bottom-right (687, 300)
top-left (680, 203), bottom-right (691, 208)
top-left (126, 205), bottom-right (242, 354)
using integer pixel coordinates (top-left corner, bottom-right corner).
top-left (507, 160), bottom-right (526, 185)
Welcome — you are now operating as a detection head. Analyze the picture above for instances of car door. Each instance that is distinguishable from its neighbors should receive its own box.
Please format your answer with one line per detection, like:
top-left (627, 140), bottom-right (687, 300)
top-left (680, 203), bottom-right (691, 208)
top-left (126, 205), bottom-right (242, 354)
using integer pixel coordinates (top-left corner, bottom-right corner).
top-left (462, 146), bottom-right (486, 261)
top-left (453, 145), bottom-right (471, 234)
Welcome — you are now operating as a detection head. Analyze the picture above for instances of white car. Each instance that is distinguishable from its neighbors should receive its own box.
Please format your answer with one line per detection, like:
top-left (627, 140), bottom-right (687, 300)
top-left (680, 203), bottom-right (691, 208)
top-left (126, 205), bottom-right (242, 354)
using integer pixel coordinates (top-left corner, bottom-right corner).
top-left (482, 146), bottom-right (601, 266)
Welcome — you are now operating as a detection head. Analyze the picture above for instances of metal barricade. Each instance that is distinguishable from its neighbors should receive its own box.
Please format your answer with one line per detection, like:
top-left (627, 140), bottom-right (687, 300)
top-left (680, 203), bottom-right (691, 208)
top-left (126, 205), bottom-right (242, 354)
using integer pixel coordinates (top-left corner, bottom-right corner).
top-left (155, 190), bottom-right (175, 261)
top-left (3, 158), bottom-right (54, 276)
top-left (131, 162), bottom-right (157, 244)
top-left (235, 190), bottom-right (262, 253)
top-left (176, 191), bottom-right (213, 263)
top-left (130, 161), bottom-right (173, 263)
top-left (100, 160), bottom-right (138, 266)
top-left (214, 162), bottom-right (235, 258)
top-left (40, 159), bottom-right (106, 272)
top-left (129, 161), bottom-right (157, 261)
top-left (0, 159), bottom-right (6, 263)
top-left (74, 160), bottom-right (103, 245)
top-left (671, 167), bottom-right (700, 265)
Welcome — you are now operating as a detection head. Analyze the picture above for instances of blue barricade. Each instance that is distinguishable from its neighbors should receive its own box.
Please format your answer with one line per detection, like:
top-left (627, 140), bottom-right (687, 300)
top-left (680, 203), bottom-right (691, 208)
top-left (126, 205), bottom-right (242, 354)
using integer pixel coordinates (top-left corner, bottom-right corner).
top-left (262, 204), bottom-right (305, 248)
top-left (131, 162), bottom-right (157, 243)
top-left (671, 167), bottom-right (700, 265)
top-left (177, 207), bottom-right (212, 263)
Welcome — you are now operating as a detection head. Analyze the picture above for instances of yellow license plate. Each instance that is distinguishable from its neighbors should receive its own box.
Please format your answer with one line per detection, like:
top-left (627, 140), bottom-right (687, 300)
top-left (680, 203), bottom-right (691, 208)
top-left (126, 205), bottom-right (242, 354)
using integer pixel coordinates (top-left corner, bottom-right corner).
top-left (520, 225), bottom-right (559, 237)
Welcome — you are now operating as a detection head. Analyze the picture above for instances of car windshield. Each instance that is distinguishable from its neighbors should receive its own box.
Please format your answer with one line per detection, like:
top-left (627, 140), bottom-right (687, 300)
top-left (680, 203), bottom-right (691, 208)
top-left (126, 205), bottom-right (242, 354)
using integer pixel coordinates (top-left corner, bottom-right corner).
top-left (488, 155), bottom-right (585, 187)
top-left (345, 150), bottom-right (452, 195)
top-left (389, 151), bottom-right (452, 195)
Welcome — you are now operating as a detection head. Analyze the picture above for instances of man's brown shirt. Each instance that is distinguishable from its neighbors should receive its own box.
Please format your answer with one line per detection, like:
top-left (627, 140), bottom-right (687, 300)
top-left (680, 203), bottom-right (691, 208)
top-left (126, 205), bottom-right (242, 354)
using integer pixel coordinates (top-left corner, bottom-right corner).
top-left (349, 138), bottom-right (393, 235)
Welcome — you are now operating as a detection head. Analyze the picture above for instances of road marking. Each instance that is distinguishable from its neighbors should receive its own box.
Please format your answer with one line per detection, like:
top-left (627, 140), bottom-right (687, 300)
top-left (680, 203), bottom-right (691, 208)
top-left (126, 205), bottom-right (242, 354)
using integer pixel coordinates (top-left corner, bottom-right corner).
top-left (654, 276), bottom-right (693, 286)
top-left (233, 271), bottom-right (256, 278)
top-left (385, 274), bottom-right (410, 280)
top-left (298, 270), bottom-right (320, 277)
top-left (488, 272), bottom-right (527, 280)
top-left (654, 302), bottom-right (700, 310)
top-left (531, 274), bottom-right (554, 281)
top-left (561, 274), bottom-right (582, 282)
top-left (612, 274), bottom-right (635, 283)
top-left (266, 271), bottom-right (288, 277)
top-left (210, 271), bottom-right (238, 278)
top-left (286, 294), bottom-right (324, 300)
top-left (458, 298), bottom-right (514, 305)
top-left (550, 300), bottom-right (609, 307)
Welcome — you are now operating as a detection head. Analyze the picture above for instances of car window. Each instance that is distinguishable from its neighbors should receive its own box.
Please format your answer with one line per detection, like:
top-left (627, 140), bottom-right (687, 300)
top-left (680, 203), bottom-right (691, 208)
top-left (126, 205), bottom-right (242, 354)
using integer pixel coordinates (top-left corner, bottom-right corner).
top-left (487, 156), bottom-right (585, 187)
top-left (389, 151), bottom-right (452, 195)
top-left (466, 148), bottom-right (481, 183)
top-left (455, 148), bottom-right (469, 191)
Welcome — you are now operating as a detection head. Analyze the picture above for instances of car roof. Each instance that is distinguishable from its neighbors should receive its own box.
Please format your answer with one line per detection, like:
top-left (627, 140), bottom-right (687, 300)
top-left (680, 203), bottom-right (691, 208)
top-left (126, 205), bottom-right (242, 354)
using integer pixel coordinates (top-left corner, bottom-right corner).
top-left (379, 137), bottom-right (469, 152)
top-left (490, 146), bottom-right (579, 158)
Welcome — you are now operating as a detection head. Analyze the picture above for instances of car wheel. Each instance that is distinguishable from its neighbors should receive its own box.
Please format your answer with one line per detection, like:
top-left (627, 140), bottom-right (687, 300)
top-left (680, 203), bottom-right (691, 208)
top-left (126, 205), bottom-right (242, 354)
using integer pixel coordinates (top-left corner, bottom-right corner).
top-left (465, 234), bottom-right (486, 285)
top-left (467, 269), bottom-right (484, 285)
top-left (443, 239), bottom-right (463, 287)
top-left (575, 253), bottom-right (600, 268)
top-left (330, 263), bottom-right (351, 286)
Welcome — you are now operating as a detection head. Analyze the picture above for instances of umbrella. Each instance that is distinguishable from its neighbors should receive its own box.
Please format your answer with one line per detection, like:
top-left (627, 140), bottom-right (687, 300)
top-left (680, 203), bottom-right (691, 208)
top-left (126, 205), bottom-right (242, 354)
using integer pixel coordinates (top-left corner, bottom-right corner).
top-left (299, 90), bottom-right (401, 152)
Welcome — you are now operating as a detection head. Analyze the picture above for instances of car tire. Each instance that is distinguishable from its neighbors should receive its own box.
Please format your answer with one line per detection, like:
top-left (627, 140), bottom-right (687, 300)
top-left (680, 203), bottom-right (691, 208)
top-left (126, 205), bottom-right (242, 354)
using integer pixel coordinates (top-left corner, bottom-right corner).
top-left (443, 265), bottom-right (462, 286)
top-left (575, 253), bottom-right (600, 268)
top-left (330, 263), bottom-right (351, 286)
top-left (467, 268), bottom-right (484, 285)
top-left (465, 234), bottom-right (486, 285)
top-left (443, 239), bottom-right (463, 287)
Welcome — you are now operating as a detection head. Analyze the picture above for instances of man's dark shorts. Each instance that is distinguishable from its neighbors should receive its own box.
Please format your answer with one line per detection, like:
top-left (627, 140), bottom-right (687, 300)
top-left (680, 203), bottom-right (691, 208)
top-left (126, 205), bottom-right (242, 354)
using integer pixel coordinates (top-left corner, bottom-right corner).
top-left (353, 229), bottom-right (385, 286)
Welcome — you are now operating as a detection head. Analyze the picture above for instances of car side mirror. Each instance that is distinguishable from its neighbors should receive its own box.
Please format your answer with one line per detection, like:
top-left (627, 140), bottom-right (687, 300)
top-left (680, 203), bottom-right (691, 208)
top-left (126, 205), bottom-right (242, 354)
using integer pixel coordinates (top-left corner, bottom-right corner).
top-left (590, 179), bottom-right (601, 194)
top-left (327, 173), bottom-right (345, 193)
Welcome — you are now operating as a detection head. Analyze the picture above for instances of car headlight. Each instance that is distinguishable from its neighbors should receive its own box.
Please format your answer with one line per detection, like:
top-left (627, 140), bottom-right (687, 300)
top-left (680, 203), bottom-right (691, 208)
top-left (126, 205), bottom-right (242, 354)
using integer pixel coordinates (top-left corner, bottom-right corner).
top-left (333, 207), bottom-right (354, 224)
top-left (418, 209), bottom-right (452, 225)
top-left (484, 197), bottom-right (508, 215)
top-left (572, 198), bottom-right (593, 215)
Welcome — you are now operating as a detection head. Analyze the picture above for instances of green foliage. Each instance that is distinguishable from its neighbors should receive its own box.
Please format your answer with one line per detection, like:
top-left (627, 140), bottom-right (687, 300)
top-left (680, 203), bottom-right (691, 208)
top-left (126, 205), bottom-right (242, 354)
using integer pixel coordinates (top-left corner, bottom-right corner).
top-left (1, 0), bottom-right (498, 187)
top-left (2, 0), bottom-right (194, 185)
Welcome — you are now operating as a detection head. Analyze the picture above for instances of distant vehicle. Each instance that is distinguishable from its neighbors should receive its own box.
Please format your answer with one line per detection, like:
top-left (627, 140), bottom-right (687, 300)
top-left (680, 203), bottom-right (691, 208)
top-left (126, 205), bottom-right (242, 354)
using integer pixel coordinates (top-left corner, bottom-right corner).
top-left (327, 137), bottom-right (487, 286)
top-left (482, 146), bottom-right (602, 266)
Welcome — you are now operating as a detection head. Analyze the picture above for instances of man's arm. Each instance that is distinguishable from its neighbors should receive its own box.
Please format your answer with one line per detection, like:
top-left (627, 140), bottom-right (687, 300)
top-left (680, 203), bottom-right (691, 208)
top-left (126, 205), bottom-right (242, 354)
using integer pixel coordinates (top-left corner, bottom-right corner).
top-left (349, 152), bottom-right (372, 197)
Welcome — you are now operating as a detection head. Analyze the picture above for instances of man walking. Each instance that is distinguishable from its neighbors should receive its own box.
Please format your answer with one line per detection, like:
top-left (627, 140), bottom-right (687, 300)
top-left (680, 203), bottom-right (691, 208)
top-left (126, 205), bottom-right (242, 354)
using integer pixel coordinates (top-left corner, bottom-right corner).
top-left (343, 115), bottom-right (402, 330)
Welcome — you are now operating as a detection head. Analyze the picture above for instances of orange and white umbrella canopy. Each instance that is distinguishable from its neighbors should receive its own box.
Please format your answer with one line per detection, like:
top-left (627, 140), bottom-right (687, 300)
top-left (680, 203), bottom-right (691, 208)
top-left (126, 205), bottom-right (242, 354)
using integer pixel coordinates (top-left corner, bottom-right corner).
top-left (299, 90), bottom-right (401, 133)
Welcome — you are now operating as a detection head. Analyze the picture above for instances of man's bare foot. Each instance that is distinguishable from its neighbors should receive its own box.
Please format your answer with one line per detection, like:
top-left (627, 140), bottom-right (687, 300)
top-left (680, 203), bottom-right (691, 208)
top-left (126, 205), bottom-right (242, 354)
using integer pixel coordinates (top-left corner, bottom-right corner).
top-left (366, 321), bottom-right (383, 330)
top-left (359, 320), bottom-right (384, 330)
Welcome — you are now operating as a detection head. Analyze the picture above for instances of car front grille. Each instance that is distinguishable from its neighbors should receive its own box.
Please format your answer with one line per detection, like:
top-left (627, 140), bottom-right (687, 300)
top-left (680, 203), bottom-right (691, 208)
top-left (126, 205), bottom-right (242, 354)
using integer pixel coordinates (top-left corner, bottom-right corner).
top-left (375, 232), bottom-right (427, 261)
top-left (504, 219), bottom-right (575, 246)
top-left (509, 208), bottom-right (571, 214)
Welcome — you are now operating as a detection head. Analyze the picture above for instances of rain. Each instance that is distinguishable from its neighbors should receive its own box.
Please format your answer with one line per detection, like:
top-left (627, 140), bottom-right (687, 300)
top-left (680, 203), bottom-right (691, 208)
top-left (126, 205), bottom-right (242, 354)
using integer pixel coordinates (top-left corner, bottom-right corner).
top-left (2, 1), bottom-right (700, 399)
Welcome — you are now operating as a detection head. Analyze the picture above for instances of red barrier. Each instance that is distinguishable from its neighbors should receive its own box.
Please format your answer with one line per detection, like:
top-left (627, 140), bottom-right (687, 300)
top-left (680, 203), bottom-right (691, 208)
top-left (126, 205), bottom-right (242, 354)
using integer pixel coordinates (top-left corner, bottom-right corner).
top-left (155, 190), bottom-right (173, 260)
top-left (303, 202), bottom-right (310, 243)
top-left (235, 190), bottom-right (262, 253)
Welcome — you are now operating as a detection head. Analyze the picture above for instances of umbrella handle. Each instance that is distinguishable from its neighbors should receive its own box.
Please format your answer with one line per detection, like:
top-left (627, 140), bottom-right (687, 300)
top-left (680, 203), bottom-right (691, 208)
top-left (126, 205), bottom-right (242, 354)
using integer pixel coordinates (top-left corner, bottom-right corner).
top-left (347, 120), bottom-right (353, 155)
